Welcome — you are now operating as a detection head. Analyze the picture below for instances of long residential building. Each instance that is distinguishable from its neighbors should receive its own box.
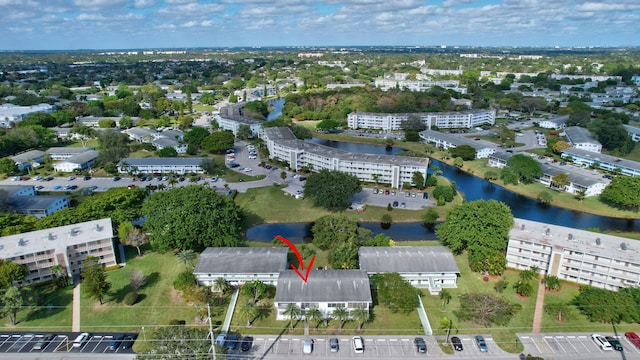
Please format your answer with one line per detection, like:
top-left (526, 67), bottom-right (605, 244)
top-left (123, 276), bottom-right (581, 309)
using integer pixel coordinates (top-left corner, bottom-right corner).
top-left (263, 127), bottom-right (428, 188)
top-left (561, 148), bottom-right (640, 177)
top-left (0, 218), bottom-right (116, 285)
top-left (0, 103), bottom-right (55, 128)
top-left (215, 114), bottom-right (263, 137)
top-left (117, 157), bottom-right (206, 175)
top-left (506, 218), bottom-right (640, 291)
top-left (563, 126), bottom-right (602, 153)
top-left (347, 109), bottom-right (495, 131)
top-left (419, 130), bottom-right (496, 159)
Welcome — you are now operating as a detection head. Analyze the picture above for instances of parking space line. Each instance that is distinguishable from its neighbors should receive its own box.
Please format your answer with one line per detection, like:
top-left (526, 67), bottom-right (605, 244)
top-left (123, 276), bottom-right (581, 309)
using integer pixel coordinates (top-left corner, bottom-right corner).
top-left (553, 336), bottom-right (567, 353)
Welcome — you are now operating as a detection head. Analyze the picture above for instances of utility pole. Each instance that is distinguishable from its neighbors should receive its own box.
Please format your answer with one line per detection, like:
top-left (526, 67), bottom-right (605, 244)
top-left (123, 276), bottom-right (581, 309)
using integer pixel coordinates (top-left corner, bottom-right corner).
top-left (207, 302), bottom-right (216, 360)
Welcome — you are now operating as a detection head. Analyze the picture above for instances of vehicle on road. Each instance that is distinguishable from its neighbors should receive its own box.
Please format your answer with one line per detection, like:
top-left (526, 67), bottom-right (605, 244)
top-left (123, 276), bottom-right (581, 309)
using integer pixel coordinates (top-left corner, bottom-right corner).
top-left (475, 335), bottom-right (488, 352)
top-left (414, 337), bottom-right (426, 353)
top-left (451, 336), bottom-right (463, 351)
top-left (329, 337), bottom-right (339, 352)
top-left (392, 201), bottom-right (399, 207)
top-left (591, 334), bottom-right (612, 350)
top-left (352, 336), bottom-right (364, 353)
top-left (605, 336), bottom-right (623, 351)
top-left (303, 337), bottom-right (313, 354)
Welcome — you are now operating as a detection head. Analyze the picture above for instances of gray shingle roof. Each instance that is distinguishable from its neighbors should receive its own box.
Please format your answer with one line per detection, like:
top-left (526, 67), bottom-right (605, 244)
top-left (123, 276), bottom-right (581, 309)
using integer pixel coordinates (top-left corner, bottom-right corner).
top-left (275, 270), bottom-right (372, 303)
top-left (358, 246), bottom-right (460, 274)
top-left (194, 247), bottom-right (288, 274)
top-left (564, 126), bottom-right (600, 145)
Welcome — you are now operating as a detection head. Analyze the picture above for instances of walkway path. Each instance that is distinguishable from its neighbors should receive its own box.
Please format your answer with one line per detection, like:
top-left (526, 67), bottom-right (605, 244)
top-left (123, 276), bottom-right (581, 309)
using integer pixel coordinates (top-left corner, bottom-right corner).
top-left (72, 282), bottom-right (80, 332)
top-left (531, 281), bottom-right (546, 333)
top-left (222, 287), bottom-right (240, 332)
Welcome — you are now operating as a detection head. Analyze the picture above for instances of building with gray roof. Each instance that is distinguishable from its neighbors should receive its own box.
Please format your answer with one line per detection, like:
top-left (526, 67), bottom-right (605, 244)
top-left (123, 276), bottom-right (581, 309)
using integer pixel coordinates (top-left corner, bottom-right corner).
top-left (564, 126), bottom-right (602, 153)
top-left (507, 218), bottom-right (640, 291)
top-left (419, 130), bottom-right (496, 158)
top-left (274, 270), bottom-right (372, 320)
top-left (487, 151), bottom-right (514, 168)
top-left (46, 147), bottom-right (94, 160)
top-left (538, 115), bottom-right (568, 130)
top-left (117, 157), bottom-right (206, 175)
top-left (216, 114), bottom-right (263, 137)
top-left (0, 185), bottom-right (36, 197)
top-left (53, 150), bottom-right (99, 173)
top-left (194, 247), bottom-right (288, 287)
top-left (538, 163), bottom-right (607, 197)
top-left (0, 218), bottom-right (116, 285)
top-left (11, 150), bottom-right (45, 172)
top-left (624, 124), bottom-right (640, 142)
top-left (10, 195), bottom-right (70, 218)
top-left (359, 246), bottom-right (459, 294)
top-left (561, 148), bottom-right (640, 177)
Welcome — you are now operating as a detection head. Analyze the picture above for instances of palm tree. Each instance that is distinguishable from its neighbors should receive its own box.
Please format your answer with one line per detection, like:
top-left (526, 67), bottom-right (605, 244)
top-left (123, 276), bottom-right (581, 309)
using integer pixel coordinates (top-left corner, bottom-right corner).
top-left (168, 177), bottom-right (178, 188)
top-left (331, 305), bottom-right (350, 332)
top-left (176, 249), bottom-right (197, 268)
top-left (439, 317), bottom-right (456, 345)
top-left (305, 306), bottom-right (323, 330)
top-left (439, 289), bottom-right (452, 310)
top-left (372, 173), bottom-right (382, 186)
top-left (351, 305), bottom-right (369, 332)
top-left (430, 165), bottom-right (442, 176)
top-left (51, 264), bottom-right (69, 288)
top-left (239, 301), bottom-right (258, 327)
top-left (214, 277), bottom-right (229, 294)
top-left (283, 303), bottom-right (301, 331)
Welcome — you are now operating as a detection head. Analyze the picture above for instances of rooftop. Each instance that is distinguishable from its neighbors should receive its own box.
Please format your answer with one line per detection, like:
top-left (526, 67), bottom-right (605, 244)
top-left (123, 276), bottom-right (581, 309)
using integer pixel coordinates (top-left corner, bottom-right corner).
top-left (194, 247), bottom-right (288, 274)
top-left (359, 246), bottom-right (460, 274)
top-left (46, 147), bottom-right (93, 155)
top-left (118, 157), bottom-right (206, 167)
top-left (564, 126), bottom-right (601, 145)
top-left (350, 109), bottom-right (490, 117)
top-left (539, 163), bottom-right (605, 187)
top-left (263, 127), bottom-right (298, 141)
top-left (420, 130), bottom-right (495, 151)
top-left (10, 195), bottom-right (68, 211)
top-left (62, 149), bottom-right (99, 164)
top-left (11, 150), bottom-right (45, 163)
top-left (562, 148), bottom-right (640, 172)
top-left (275, 270), bottom-right (372, 303)
top-left (0, 218), bottom-right (113, 259)
top-left (219, 114), bottom-right (263, 125)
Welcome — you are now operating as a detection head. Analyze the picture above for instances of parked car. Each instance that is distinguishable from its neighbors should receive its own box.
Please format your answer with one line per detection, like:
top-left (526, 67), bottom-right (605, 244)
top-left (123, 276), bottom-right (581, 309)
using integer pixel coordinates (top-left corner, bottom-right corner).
top-left (108, 334), bottom-right (124, 351)
top-left (605, 336), bottom-right (623, 351)
top-left (226, 333), bottom-right (240, 350)
top-left (475, 335), bottom-right (488, 352)
top-left (121, 335), bottom-right (135, 349)
top-left (215, 332), bottom-right (227, 347)
top-left (451, 336), bottom-right (463, 351)
top-left (32, 334), bottom-right (56, 350)
top-left (414, 337), bottom-right (426, 353)
top-left (72, 332), bottom-right (91, 348)
top-left (392, 201), bottom-right (399, 207)
top-left (591, 334), bottom-right (612, 350)
top-left (303, 337), bottom-right (313, 354)
top-left (240, 336), bottom-right (253, 352)
top-left (625, 332), bottom-right (640, 349)
top-left (352, 336), bottom-right (364, 353)
top-left (329, 337), bottom-right (339, 352)
top-left (113, 176), bottom-right (121, 181)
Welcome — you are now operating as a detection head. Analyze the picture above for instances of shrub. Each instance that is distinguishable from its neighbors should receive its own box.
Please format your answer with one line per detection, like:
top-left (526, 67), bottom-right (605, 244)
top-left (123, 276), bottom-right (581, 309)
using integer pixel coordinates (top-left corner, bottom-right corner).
top-left (169, 319), bottom-right (186, 326)
top-left (173, 270), bottom-right (197, 291)
top-left (123, 291), bottom-right (138, 306)
top-left (104, 264), bottom-right (121, 272)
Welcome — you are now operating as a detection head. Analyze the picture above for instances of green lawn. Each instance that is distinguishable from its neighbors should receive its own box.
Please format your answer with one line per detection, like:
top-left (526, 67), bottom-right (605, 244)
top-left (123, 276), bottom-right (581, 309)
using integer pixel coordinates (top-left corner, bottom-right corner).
top-left (0, 285), bottom-right (73, 331)
top-left (80, 249), bottom-right (199, 338)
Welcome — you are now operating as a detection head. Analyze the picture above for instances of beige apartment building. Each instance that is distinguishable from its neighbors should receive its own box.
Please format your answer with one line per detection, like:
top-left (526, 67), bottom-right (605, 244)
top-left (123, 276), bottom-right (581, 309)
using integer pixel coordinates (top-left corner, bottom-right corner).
top-left (506, 218), bottom-right (640, 291)
top-left (0, 218), bottom-right (116, 286)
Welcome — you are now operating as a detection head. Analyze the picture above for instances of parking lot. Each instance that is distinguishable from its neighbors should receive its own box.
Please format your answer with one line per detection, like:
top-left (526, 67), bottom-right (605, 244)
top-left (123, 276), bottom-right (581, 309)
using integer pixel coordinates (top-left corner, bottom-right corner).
top-left (353, 188), bottom-right (435, 210)
top-left (519, 333), bottom-right (640, 357)
top-left (0, 332), bottom-right (137, 355)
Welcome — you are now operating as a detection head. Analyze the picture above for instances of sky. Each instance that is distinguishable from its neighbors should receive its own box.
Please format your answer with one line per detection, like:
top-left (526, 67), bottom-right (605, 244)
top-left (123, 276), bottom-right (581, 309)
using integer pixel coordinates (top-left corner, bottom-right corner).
top-left (1, 0), bottom-right (639, 50)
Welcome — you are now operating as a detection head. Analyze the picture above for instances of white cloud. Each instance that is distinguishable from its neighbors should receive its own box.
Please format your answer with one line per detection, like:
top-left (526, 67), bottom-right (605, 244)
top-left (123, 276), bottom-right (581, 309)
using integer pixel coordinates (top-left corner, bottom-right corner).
top-left (73, 0), bottom-right (128, 8)
top-left (134, 0), bottom-right (157, 9)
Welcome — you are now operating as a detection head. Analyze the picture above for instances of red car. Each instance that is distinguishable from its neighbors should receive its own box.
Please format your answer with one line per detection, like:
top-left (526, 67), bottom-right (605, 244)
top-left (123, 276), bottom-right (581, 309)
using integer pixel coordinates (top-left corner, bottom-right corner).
top-left (625, 332), bottom-right (640, 349)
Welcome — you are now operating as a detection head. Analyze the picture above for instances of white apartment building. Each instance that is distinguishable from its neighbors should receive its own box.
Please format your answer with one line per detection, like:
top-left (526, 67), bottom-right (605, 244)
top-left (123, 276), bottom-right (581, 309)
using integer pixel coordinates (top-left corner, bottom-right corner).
top-left (419, 130), bottom-right (496, 159)
top-left (537, 163), bottom-right (607, 197)
top-left (624, 125), bottom-right (640, 142)
top-left (561, 148), bottom-right (640, 177)
top-left (347, 110), bottom-right (495, 131)
top-left (374, 78), bottom-right (466, 93)
top-left (538, 115), bottom-right (568, 130)
top-left (53, 150), bottom-right (99, 173)
top-left (563, 126), bottom-right (602, 153)
top-left (194, 247), bottom-right (288, 287)
top-left (117, 158), bottom-right (205, 175)
top-left (0, 103), bottom-right (55, 128)
top-left (506, 218), bottom-right (640, 291)
top-left (262, 128), bottom-right (428, 189)
top-left (214, 114), bottom-right (263, 137)
top-left (0, 218), bottom-right (116, 285)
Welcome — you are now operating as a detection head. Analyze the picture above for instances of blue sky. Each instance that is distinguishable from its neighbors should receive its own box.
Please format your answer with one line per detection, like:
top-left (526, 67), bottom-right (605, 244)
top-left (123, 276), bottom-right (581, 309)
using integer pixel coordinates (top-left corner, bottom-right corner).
top-left (1, 0), bottom-right (639, 50)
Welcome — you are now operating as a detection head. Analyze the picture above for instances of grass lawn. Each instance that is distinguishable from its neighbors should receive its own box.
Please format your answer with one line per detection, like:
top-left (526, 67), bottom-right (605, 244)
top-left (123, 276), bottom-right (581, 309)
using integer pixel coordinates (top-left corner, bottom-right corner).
top-left (0, 285), bottom-right (73, 331)
top-left (80, 249), bottom-right (199, 350)
top-left (193, 104), bottom-right (216, 112)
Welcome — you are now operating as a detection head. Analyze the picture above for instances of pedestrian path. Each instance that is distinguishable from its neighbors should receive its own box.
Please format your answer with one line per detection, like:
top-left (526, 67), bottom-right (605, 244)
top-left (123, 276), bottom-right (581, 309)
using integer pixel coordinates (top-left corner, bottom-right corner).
top-left (72, 283), bottom-right (80, 332)
top-left (222, 287), bottom-right (240, 332)
top-left (532, 281), bottom-right (546, 333)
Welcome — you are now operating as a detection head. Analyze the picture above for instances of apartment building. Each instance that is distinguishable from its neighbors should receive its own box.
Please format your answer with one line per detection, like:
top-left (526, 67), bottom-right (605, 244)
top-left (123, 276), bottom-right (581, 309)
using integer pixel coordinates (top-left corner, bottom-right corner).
top-left (53, 150), bottom-right (99, 173)
top-left (347, 109), bottom-right (495, 131)
top-left (10, 195), bottom-right (70, 219)
top-left (537, 163), bottom-right (607, 197)
top-left (214, 114), bottom-right (263, 137)
top-left (506, 218), bottom-right (640, 291)
top-left (263, 127), bottom-right (428, 188)
top-left (419, 130), bottom-right (496, 159)
top-left (563, 126), bottom-right (602, 153)
top-left (561, 148), bottom-right (640, 177)
top-left (11, 150), bottom-right (45, 172)
top-left (538, 115), bottom-right (568, 130)
top-left (46, 147), bottom-right (94, 161)
top-left (0, 218), bottom-right (116, 285)
top-left (194, 247), bottom-right (288, 287)
top-left (624, 125), bottom-right (640, 142)
top-left (117, 157), bottom-right (206, 175)
top-left (0, 103), bottom-right (55, 128)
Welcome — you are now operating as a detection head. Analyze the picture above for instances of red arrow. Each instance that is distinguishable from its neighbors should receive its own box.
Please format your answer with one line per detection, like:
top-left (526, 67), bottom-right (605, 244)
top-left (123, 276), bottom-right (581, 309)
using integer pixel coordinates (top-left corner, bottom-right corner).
top-left (275, 235), bottom-right (316, 283)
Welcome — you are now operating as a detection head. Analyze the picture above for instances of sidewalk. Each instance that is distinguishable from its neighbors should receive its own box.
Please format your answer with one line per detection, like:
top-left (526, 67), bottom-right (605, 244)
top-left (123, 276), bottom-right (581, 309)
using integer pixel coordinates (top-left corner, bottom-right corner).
top-left (222, 287), bottom-right (240, 332)
top-left (531, 281), bottom-right (545, 333)
top-left (72, 282), bottom-right (80, 332)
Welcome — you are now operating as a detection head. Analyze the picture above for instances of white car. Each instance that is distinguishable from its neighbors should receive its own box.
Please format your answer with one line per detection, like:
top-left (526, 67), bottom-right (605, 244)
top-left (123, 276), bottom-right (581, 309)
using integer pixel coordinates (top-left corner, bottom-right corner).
top-left (591, 334), bottom-right (612, 350)
top-left (303, 338), bottom-right (313, 354)
top-left (72, 332), bottom-right (91, 348)
top-left (352, 336), bottom-right (364, 353)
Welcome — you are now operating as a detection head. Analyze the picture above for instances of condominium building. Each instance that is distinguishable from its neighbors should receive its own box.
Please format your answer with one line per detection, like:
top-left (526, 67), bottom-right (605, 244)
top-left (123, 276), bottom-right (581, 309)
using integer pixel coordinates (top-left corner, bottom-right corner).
top-left (263, 127), bottom-right (428, 188)
top-left (11, 150), bottom-right (45, 172)
top-left (561, 148), bottom-right (640, 177)
top-left (624, 125), bottom-right (640, 142)
top-left (46, 147), bottom-right (94, 161)
top-left (214, 114), bottom-right (263, 137)
top-left (194, 247), bottom-right (288, 287)
top-left (53, 150), bottom-right (99, 173)
top-left (0, 218), bottom-right (116, 285)
top-left (506, 218), bottom-right (640, 291)
top-left (419, 130), bottom-right (496, 159)
top-left (117, 157), bottom-right (206, 175)
top-left (0, 103), bottom-right (55, 128)
top-left (538, 115), bottom-right (568, 130)
top-left (347, 109), bottom-right (495, 131)
top-left (563, 126), bottom-right (602, 153)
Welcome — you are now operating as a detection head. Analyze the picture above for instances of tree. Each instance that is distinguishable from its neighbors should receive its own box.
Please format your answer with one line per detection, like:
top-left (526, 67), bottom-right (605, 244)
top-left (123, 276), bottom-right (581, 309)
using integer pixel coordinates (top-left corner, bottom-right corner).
top-left (542, 275), bottom-right (561, 291)
top-left (505, 154), bottom-right (543, 183)
top-left (439, 289), bottom-right (452, 309)
top-left (600, 176), bottom-right (640, 211)
top-left (128, 269), bottom-right (147, 292)
top-left (455, 293), bottom-right (515, 327)
top-left (316, 119), bottom-right (342, 131)
top-left (157, 147), bottom-right (178, 157)
top-left (450, 145), bottom-right (477, 160)
top-left (290, 124), bottom-right (312, 139)
top-left (96, 129), bottom-right (130, 165)
top-left (500, 167), bottom-right (520, 185)
top-left (422, 207), bottom-right (439, 228)
top-left (119, 116), bottom-right (133, 129)
top-left (572, 286), bottom-right (638, 323)
top-left (371, 273), bottom-right (419, 313)
top-left (239, 301), bottom-right (258, 327)
top-left (236, 124), bottom-right (253, 140)
top-left (351, 305), bottom-right (369, 332)
top-left (552, 140), bottom-right (572, 154)
top-left (439, 317), bottom-right (455, 345)
top-left (214, 277), bottom-right (229, 294)
top-left (331, 305), bottom-right (350, 331)
top-left (404, 130), bottom-right (421, 142)
top-left (595, 117), bottom-right (635, 154)
top-left (81, 256), bottom-right (111, 305)
top-left (0, 158), bottom-right (17, 175)
top-left (0, 286), bottom-right (32, 326)
top-left (0, 259), bottom-right (28, 289)
top-left (283, 303), bottom-right (301, 331)
top-left (306, 305), bottom-right (324, 330)
top-left (453, 157), bottom-right (464, 168)
top-left (551, 173), bottom-right (570, 190)
top-left (484, 170), bottom-right (498, 181)
top-left (142, 186), bottom-right (244, 251)
top-left (199, 158), bottom-right (225, 176)
top-left (123, 227), bottom-right (148, 257)
top-left (514, 281), bottom-right (534, 297)
top-left (411, 171), bottom-right (425, 189)
top-left (304, 169), bottom-right (362, 211)
top-left (280, 171), bottom-right (287, 182)
top-left (537, 191), bottom-right (553, 205)
top-left (241, 280), bottom-right (268, 304)
top-left (183, 127), bottom-right (210, 147)
top-left (311, 214), bottom-right (371, 250)
top-left (400, 114), bottom-right (427, 132)
top-left (176, 249), bottom-right (197, 268)
top-left (140, 326), bottom-right (211, 359)
top-left (432, 185), bottom-right (455, 202)
top-left (328, 241), bottom-right (359, 269)
top-left (201, 131), bottom-right (234, 153)
top-left (51, 264), bottom-right (70, 288)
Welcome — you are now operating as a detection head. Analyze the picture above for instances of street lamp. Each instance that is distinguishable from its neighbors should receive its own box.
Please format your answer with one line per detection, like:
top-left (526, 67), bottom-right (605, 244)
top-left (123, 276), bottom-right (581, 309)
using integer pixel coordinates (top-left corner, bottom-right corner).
top-left (141, 326), bottom-right (146, 341)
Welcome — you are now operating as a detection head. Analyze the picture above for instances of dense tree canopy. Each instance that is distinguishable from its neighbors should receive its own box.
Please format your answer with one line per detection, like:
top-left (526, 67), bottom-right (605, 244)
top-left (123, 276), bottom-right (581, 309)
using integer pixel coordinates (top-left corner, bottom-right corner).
top-left (183, 127), bottom-right (210, 147)
top-left (371, 273), bottom-right (419, 313)
top-left (0, 260), bottom-right (28, 289)
top-left (81, 256), bottom-right (111, 304)
top-left (96, 129), bottom-right (131, 165)
top-left (594, 118), bottom-right (635, 154)
top-left (599, 176), bottom-right (640, 211)
top-left (142, 186), bottom-right (244, 251)
top-left (202, 131), bottom-right (234, 153)
top-left (450, 144), bottom-right (477, 161)
top-left (505, 154), bottom-right (543, 183)
top-left (140, 326), bottom-right (211, 359)
top-left (572, 286), bottom-right (639, 323)
top-left (304, 169), bottom-right (362, 211)
top-left (311, 214), bottom-right (372, 250)
top-left (328, 241), bottom-right (359, 269)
